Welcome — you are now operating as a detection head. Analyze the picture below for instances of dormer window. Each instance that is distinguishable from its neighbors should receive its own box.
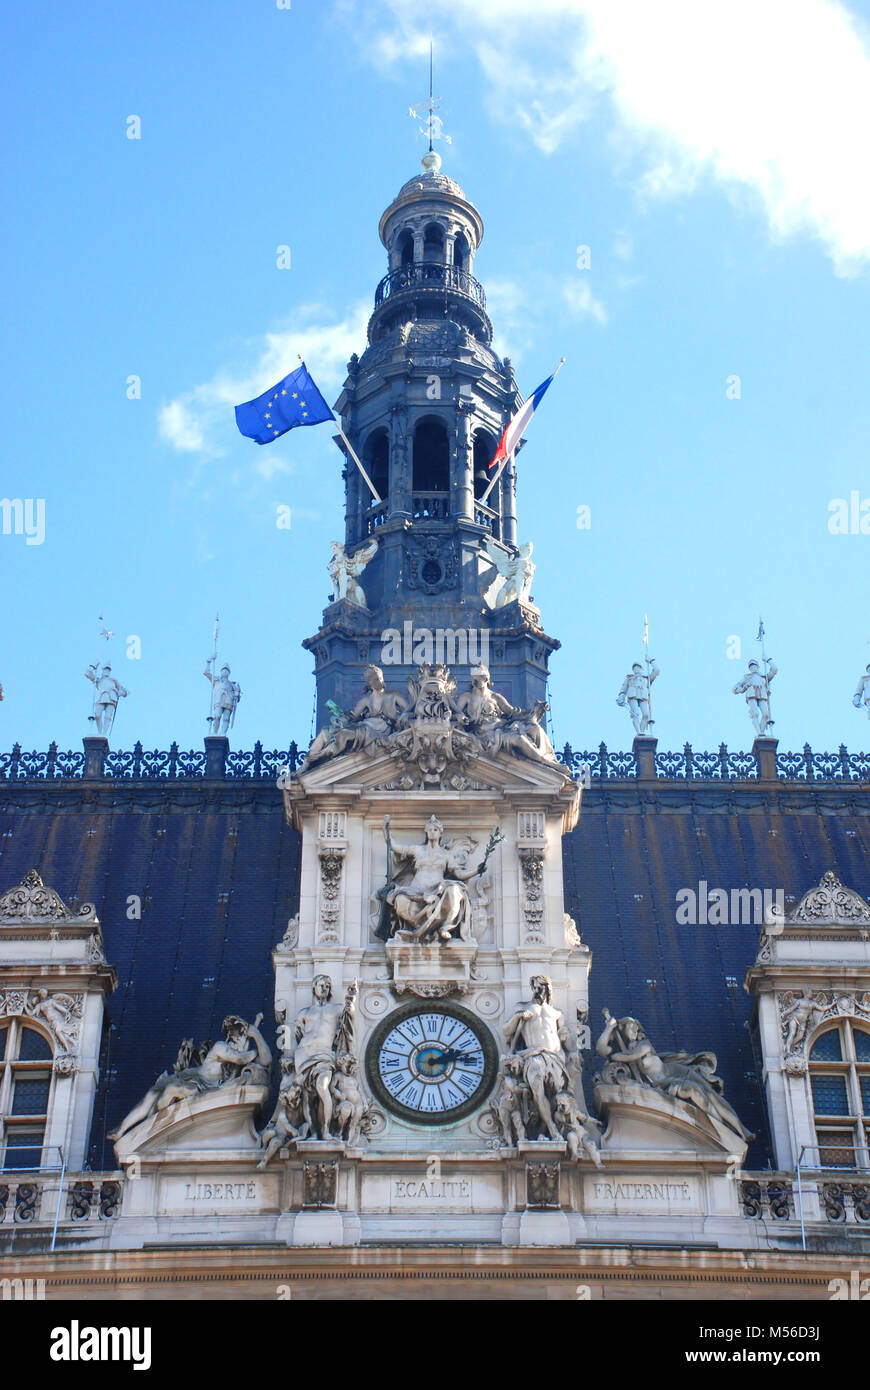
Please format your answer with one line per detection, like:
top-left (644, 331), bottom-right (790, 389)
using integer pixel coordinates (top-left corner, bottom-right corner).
top-left (810, 1022), bottom-right (870, 1169)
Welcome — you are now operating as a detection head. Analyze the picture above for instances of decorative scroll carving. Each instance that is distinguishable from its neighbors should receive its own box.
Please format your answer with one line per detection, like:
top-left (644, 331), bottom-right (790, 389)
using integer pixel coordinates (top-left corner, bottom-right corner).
top-left (789, 870), bottom-right (870, 925)
top-left (740, 1179), bottom-right (793, 1220)
top-left (15, 1184), bottom-right (37, 1223)
top-left (70, 1181), bottom-right (94, 1221)
top-left (0, 870), bottom-right (95, 924)
top-left (405, 535), bottom-right (458, 594)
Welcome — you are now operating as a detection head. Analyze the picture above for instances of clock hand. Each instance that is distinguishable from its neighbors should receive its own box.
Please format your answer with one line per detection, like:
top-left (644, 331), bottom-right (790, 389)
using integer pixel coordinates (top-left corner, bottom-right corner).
top-left (438, 1048), bottom-right (477, 1065)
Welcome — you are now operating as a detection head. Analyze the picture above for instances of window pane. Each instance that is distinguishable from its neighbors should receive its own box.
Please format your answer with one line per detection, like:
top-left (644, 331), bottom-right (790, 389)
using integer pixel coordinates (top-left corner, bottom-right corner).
top-left (810, 1029), bottom-right (843, 1062)
top-left (10, 1073), bottom-right (50, 1116)
top-left (0, 1025), bottom-right (7, 1060)
top-left (811, 1074), bottom-right (850, 1115)
top-left (817, 1128), bottom-right (855, 1168)
top-left (854, 1030), bottom-right (870, 1062)
top-left (3, 1126), bottom-right (45, 1171)
top-left (17, 1027), bottom-right (52, 1062)
top-left (860, 1075), bottom-right (870, 1115)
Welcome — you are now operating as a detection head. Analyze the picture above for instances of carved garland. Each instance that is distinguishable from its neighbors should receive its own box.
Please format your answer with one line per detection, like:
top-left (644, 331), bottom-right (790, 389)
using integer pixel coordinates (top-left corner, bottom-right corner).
top-left (317, 849), bottom-right (345, 944)
top-left (519, 848), bottom-right (545, 943)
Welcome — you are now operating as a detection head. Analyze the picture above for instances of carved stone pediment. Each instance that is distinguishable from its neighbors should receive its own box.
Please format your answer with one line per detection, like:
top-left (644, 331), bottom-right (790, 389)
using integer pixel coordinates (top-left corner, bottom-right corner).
top-left (788, 870), bottom-right (870, 927)
top-left (112, 1083), bottom-right (269, 1161)
top-left (0, 870), bottom-right (96, 925)
top-left (594, 1081), bottom-right (749, 1162)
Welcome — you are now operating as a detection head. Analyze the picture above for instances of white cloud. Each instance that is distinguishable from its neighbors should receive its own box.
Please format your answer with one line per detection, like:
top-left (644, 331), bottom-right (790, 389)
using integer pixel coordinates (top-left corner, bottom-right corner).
top-left (158, 301), bottom-right (371, 460)
top-left (358, 0), bottom-right (870, 274)
top-left (563, 278), bottom-right (608, 325)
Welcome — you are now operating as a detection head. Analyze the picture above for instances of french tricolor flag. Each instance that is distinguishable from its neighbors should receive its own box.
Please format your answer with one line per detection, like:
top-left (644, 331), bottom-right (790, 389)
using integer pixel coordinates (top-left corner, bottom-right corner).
top-left (489, 359), bottom-right (564, 469)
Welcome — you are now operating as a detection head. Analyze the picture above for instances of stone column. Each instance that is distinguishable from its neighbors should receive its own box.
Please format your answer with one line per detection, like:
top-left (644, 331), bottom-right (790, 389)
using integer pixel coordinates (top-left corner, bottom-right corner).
top-left (82, 736), bottom-right (108, 780)
top-left (204, 736), bottom-right (229, 778)
top-left (389, 405), bottom-right (411, 517)
top-left (753, 736), bottom-right (778, 782)
top-left (501, 459), bottom-right (518, 546)
top-left (633, 735), bottom-right (657, 781)
top-left (455, 402), bottom-right (474, 521)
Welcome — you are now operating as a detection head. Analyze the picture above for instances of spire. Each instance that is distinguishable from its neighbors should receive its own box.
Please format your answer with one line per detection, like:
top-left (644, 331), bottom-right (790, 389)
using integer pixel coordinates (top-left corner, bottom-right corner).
top-left (410, 38), bottom-right (447, 175)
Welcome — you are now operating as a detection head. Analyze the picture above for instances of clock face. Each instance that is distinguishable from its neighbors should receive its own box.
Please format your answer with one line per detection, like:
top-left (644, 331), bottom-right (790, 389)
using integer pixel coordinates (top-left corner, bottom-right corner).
top-left (365, 1002), bottom-right (498, 1126)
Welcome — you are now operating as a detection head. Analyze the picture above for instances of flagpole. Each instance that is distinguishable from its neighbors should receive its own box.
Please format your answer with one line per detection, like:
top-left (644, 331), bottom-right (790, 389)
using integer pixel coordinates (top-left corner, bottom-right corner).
top-left (642, 613), bottom-right (654, 728)
top-left (480, 357), bottom-right (565, 507)
top-left (296, 354), bottom-right (382, 504)
top-left (335, 424), bottom-right (382, 505)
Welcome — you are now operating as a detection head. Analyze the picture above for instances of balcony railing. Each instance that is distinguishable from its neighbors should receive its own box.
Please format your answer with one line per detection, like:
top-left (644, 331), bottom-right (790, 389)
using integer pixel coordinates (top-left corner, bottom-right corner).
top-left (412, 492), bottom-right (449, 520)
top-left (374, 262), bottom-right (487, 310)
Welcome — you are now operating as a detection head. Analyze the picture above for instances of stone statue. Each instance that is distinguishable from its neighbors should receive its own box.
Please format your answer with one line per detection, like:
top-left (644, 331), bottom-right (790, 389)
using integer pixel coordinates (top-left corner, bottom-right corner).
top-left (85, 662), bottom-right (128, 737)
top-left (492, 1054), bottom-right (528, 1146)
top-left (780, 989), bottom-right (825, 1054)
top-left (331, 1053), bottom-right (368, 1147)
top-left (457, 667), bottom-right (558, 764)
top-left (290, 976), bottom-right (358, 1140)
top-left (380, 813), bottom-right (493, 944)
top-left (28, 989), bottom-right (80, 1052)
top-left (853, 664), bottom-right (870, 719)
top-left (503, 975), bottom-right (576, 1142)
top-left (301, 665), bottom-right (406, 770)
top-left (257, 1060), bottom-right (310, 1168)
top-left (595, 1009), bottom-right (754, 1143)
top-left (483, 537), bottom-right (535, 607)
top-left (616, 661), bottom-right (659, 735)
top-left (732, 659), bottom-right (776, 735)
top-left (553, 1091), bottom-right (603, 1167)
top-left (328, 537), bottom-right (378, 607)
top-left (108, 1014), bottom-right (272, 1142)
top-left (203, 660), bottom-right (241, 736)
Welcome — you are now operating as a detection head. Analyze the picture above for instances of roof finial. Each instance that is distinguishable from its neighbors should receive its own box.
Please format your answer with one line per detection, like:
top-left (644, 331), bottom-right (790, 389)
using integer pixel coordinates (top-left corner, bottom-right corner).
top-left (409, 38), bottom-right (450, 174)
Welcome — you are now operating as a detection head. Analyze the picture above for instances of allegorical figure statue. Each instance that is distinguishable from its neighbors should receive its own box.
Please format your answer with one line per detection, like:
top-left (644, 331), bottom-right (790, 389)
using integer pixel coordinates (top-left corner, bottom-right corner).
top-left (503, 975), bottom-right (577, 1142)
top-left (301, 665), bottom-right (406, 770)
top-left (379, 813), bottom-right (500, 944)
top-left (203, 660), bottom-right (241, 736)
top-left (291, 975), bottom-right (358, 1140)
top-left (780, 989), bottom-right (825, 1054)
top-left (85, 662), bottom-right (128, 737)
top-left (853, 664), bottom-right (870, 720)
top-left (457, 667), bottom-right (558, 764)
top-left (616, 660), bottom-right (659, 736)
top-left (328, 537), bottom-right (378, 608)
top-left (109, 1014), bottom-right (272, 1142)
top-left (733, 658), bottom-right (776, 735)
top-left (595, 1009), bottom-right (754, 1143)
top-left (483, 537), bottom-right (535, 608)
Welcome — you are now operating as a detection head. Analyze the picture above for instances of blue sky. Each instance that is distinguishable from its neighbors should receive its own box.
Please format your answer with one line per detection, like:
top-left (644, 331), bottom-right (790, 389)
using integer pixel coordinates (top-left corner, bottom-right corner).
top-left (3, 0), bottom-right (870, 757)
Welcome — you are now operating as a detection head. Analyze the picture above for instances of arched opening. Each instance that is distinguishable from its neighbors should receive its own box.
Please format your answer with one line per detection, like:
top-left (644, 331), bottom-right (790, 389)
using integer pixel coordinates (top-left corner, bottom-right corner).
top-left (422, 223), bottom-right (445, 264)
top-left (453, 231), bottom-right (470, 274)
top-left (413, 417), bottom-right (450, 500)
top-left (364, 428), bottom-right (389, 501)
top-left (473, 430), bottom-right (497, 501)
top-left (397, 229), bottom-right (414, 270)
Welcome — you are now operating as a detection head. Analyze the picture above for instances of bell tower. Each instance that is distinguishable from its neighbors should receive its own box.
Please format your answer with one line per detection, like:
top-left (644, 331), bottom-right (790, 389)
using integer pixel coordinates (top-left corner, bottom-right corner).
top-left (303, 151), bottom-right (560, 727)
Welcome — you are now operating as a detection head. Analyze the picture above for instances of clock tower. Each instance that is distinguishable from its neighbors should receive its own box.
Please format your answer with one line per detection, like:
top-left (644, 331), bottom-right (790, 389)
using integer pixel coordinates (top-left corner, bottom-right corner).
top-left (303, 149), bottom-right (559, 730)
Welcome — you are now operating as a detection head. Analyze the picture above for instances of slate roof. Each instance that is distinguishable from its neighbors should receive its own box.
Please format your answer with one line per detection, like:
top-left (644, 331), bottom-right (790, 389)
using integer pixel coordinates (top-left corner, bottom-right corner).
top-left (1, 776), bottom-right (868, 1170)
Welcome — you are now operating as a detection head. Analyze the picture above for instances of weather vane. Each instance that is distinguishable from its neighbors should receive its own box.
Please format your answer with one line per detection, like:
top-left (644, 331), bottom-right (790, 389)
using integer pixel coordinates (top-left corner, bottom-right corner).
top-left (409, 40), bottom-right (451, 153)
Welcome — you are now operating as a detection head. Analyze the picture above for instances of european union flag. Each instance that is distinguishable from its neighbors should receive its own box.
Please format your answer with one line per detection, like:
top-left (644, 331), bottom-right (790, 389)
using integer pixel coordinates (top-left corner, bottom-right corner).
top-left (234, 362), bottom-right (334, 445)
